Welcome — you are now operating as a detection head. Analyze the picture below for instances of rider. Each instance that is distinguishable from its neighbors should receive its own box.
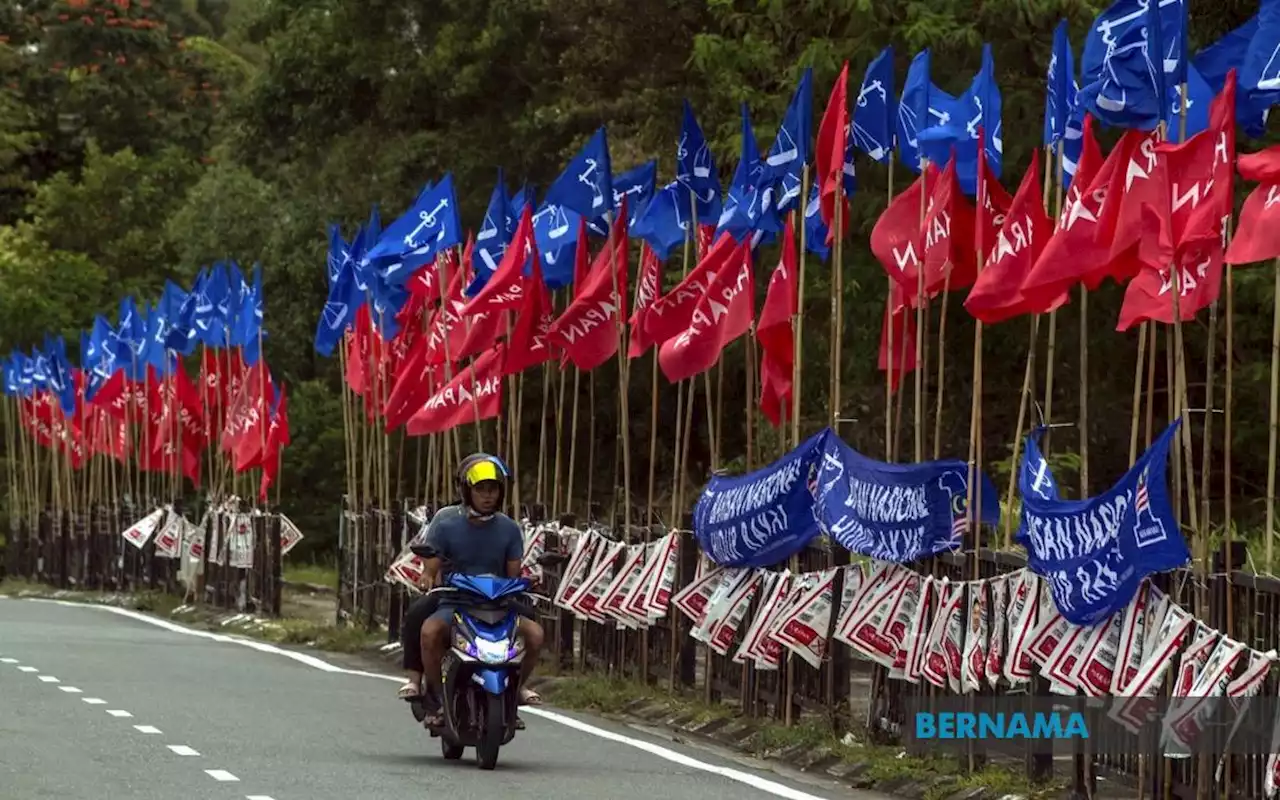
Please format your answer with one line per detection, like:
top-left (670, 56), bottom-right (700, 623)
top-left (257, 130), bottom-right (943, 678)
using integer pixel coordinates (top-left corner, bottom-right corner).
top-left (397, 453), bottom-right (545, 727)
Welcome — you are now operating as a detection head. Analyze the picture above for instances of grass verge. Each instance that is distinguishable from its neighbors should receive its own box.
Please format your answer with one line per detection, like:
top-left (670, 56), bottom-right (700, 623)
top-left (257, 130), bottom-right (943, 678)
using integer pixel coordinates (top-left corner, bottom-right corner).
top-left (282, 560), bottom-right (339, 589)
top-left (0, 577), bottom-right (383, 654)
top-left (539, 672), bottom-right (1066, 800)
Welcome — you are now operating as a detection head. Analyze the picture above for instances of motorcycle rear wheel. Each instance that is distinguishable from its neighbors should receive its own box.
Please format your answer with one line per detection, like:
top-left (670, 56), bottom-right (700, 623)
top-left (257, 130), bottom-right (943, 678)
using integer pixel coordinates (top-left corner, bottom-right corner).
top-left (474, 692), bottom-right (506, 770)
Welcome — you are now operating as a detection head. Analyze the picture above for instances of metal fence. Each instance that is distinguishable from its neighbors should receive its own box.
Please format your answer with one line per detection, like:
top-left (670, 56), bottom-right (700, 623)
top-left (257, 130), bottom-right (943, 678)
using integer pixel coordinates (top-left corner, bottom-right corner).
top-left (1, 503), bottom-right (286, 616)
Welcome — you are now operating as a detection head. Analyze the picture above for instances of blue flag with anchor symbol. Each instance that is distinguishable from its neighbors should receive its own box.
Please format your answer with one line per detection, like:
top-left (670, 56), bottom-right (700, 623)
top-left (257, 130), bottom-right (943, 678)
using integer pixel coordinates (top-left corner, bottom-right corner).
top-left (364, 175), bottom-right (463, 279)
top-left (1016, 420), bottom-right (1190, 626)
top-left (544, 126), bottom-right (613, 221)
top-left (692, 429), bottom-right (1002, 568)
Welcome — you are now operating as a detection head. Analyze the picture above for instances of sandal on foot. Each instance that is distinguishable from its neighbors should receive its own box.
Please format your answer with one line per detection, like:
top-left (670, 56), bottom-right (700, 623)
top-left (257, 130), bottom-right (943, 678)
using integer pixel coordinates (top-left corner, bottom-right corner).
top-left (398, 682), bottom-right (423, 701)
top-left (515, 716), bottom-right (526, 730)
top-left (518, 688), bottom-right (543, 706)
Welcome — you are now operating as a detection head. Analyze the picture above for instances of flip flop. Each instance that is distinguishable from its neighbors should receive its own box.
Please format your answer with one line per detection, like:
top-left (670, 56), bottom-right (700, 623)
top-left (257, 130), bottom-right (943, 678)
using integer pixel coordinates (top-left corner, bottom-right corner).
top-left (519, 688), bottom-right (543, 706)
top-left (398, 682), bottom-right (423, 701)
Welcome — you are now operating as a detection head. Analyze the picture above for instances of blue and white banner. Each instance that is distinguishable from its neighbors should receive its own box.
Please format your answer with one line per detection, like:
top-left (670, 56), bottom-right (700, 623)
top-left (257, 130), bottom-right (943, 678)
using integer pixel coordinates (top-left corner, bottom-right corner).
top-left (692, 430), bottom-right (827, 568)
top-left (815, 435), bottom-right (1001, 562)
top-left (692, 429), bottom-right (1002, 568)
top-left (1016, 420), bottom-right (1190, 626)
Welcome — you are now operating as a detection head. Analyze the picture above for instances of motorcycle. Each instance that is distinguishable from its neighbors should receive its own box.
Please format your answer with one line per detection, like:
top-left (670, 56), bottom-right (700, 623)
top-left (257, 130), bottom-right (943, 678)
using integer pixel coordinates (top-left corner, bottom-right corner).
top-left (416, 571), bottom-right (533, 770)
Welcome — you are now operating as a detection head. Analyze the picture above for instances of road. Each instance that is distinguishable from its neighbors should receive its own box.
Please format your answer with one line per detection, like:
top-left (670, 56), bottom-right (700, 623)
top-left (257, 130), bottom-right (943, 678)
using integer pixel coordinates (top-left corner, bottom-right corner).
top-left (0, 596), bottom-right (885, 800)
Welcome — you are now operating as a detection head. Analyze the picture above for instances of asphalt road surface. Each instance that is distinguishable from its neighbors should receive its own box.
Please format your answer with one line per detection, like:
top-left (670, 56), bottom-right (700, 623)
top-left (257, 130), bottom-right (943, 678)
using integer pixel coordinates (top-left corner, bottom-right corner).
top-left (0, 596), bottom-right (888, 800)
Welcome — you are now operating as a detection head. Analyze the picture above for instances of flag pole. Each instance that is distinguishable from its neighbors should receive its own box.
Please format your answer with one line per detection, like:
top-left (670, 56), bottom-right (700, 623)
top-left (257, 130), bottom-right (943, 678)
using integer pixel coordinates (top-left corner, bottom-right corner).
top-left (884, 155), bottom-right (897, 460)
top-left (1266, 257), bottom-right (1279, 572)
top-left (913, 159), bottom-right (929, 463)
top-left (605, 210), bottom-right (634, 540)
top-left (670, 213), bottom-right (698, 526)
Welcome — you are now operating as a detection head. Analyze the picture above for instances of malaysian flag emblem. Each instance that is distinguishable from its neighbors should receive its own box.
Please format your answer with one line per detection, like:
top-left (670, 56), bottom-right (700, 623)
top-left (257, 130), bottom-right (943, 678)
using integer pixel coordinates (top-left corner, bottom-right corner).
top-left (1135, 468), bottom-right (1150, 513)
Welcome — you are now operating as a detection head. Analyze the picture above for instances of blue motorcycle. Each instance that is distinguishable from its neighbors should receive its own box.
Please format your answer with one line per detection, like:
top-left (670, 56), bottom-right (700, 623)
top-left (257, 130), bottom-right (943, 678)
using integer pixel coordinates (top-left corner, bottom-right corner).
top-left (422, 572), bottom-right (532, 770)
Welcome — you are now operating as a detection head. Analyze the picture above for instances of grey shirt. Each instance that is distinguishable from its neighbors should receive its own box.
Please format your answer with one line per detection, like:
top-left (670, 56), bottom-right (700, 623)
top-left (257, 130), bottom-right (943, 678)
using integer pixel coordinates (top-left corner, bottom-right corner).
top-left (423, 509), bottom-right (524, 577)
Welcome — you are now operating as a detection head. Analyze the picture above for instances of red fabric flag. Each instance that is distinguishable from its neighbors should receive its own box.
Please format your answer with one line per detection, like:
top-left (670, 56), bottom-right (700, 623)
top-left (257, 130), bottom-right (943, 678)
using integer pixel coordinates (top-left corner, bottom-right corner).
top-left (503, 257), bottom-right (556, 375)
top-left (965, 149), bottom-right (1054, 324)
top-left (815, 62), bottom-right (849, 228)
top-left (455, 307), bottom-right (510, 362)
top-left (1116, 239), bottom-right (1225, 331)
top-left (870, 165), bottom-right (938, 306)
top-left (758, 218), bottom-right (798, 428)
top-left (1101, 129), bottom-right (1171, 273)
top-left (643, 232), bottom-right (735, 348)
top-left (657, 239), bottom-right (754, 383)
top-left (406, 346), bottom-right (505, 436)
top-left (382, 334), bottom-right (438, 432)
top-left (974, 136), bottom-right (1014, 265)
top-left (461, 205), bottom-right (534, 316)
top-left (1157, 71), bottom-right (1235, 257)
top-left (258, 386), bottom-right (290, 501)
top-left (626, 244), bottom-right (664, 358)
top-left (547, 230), bottom-right (629, 372)
top-left (1226, 146), bottom-right (1280, 264)
top-left (878, 287), bottom-right (917, 395)
top-left (1021, 117), bottom-right (1140, 309)
top-left (697, 223), bottom-right (716, 257)
top-left (917, 155), bottom-right (977, 296)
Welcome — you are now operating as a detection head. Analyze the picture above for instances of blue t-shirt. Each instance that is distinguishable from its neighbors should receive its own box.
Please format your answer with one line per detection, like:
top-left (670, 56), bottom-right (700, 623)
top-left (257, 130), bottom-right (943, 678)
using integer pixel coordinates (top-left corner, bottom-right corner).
top-left (423, 510), bottom-right (524, 577)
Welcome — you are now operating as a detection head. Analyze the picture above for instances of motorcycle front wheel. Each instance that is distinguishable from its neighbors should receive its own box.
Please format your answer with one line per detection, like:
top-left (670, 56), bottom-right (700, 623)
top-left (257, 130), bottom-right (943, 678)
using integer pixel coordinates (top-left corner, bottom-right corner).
top-left (474, 691), bottom-right (506, 770)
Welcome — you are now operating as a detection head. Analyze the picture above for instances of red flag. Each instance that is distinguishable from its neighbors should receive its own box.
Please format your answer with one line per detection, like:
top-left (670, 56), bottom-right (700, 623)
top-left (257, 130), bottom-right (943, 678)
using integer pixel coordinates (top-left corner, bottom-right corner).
top-left (1226, 145), bottom-right (1280, 264)
top-left (916, 155), bottom-right (977, 296)
top-left (815, 62), bottom-right (849, 228)
top-left (406, 346), bottom-right (505, 436)
top-left (547, 231), bottom-right (629, 372)
top-left (965, 150), bottom-right (1054, 324)
top-left (643, 232), bottom-right (735, 348)
top-left (382, 334), bottom-right (437, 432)
top-left (1116, 239), bottom-right (1225, 331)
top-left (1157, 72), bottom-right (1236, 259)
top-left (258, 387), bottom-right (290, 501)
top-left (462, 205), bottom-right (534, 316)
top-left (758, 219), bottom-right (798, 428)
top-left (626, 244), bottom-right (664, 358)
top-left (974, 136), bottom-right (1014, 264)
top-left (870, 166), bottom-right (937, 305)
top-left (1021, 118), bottom-right (1141, 309)
top-left (455, 307), bottom-right (509, 362)
top-left (657, 239), bottom-right (754, 383)
top-left (503, 257), bottom-right (556, 375)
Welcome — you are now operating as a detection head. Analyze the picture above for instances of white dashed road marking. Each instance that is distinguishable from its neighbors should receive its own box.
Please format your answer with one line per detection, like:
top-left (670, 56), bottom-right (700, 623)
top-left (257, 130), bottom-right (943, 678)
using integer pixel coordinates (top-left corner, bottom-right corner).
top-left (8, 648), bottom-right (280, 799)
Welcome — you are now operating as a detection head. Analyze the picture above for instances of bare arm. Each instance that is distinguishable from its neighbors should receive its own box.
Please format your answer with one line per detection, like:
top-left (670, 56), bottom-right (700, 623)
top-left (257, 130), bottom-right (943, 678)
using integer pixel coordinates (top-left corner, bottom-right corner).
top-left (505, 520), bottom-right (525, 579)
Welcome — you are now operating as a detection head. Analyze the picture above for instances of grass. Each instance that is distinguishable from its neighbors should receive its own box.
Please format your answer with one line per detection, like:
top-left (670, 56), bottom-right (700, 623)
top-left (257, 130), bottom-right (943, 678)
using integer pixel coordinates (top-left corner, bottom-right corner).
top-left (282, 560), bottom-right (338, 589)
top-left (540, 672), bottom-right (1067, 800)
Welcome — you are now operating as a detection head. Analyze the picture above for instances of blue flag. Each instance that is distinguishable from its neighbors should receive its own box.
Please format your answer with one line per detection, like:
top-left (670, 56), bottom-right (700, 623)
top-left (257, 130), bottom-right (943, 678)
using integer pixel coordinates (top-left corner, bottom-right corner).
top-left (588, 160), bottom-right (656, 236)
top-left (632, 180), bottom-right (692, 261)
top-left (854, 47), bottom-right (895, 164)
top-left (544, 126), bottom-right (613, 220)
top-left (896, 49), bottom-right (932, 171)
top-left (676, 101), bottom-right (723, 225)
top-left (1079, 0), bottom-right (1188, 131)
top-left (1045, 21), bottom-right (1077, 147)
top-left (816, 434), bottom-right (1001, 563)
top-left (314, 258), bottom-right (359, 357)
top-left (1241, 0), bottom-right (1280, 132)
top-left (1016, 421), bottom-right (1189, 626)
top-left (1194, 16), bottom-right (1268, 137)
top-left (765, 68), bottom-right (812, 213)
top-left (370, 175), bottom-right (463, 284)
top-left (919, 44), bottom-right (1002, 196)
top-left (717, 103), bottom-right (782, 243)
top-left (803, 182), bottom-right (830, 262)
top-left (531, 202), bottom-right (581, 289)
top-left (693, 430), bottom-right (828, 567)
top-left (473, 170), bottom-right (511, 279)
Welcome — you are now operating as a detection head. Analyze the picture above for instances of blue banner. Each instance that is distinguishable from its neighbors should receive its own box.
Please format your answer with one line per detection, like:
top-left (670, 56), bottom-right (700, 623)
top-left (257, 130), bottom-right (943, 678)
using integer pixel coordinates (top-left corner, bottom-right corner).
top-left (692, 430), bottom-right (827, 568)
top-left (815, 434), bottom-right (1001, 562)
top-left (1015, 420), bottom-right (1190, 626)
top-left (692, 429), bottom-right (1002, 568)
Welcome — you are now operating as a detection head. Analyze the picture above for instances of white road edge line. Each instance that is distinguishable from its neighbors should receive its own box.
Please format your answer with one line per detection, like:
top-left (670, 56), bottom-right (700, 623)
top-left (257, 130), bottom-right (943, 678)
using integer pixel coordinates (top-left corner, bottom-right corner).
top-left (246, 795), bottom-right (276, 799)
top-left (167, 745), bottom-right (200, 757)
top-left (28, 598), bottom-right (832, 800)
top-left (0, 657), bottom-right (17, 664)
top-left (82, 698), bottom-right (107, 705)
top-left (17, 666), bottom-right (38, 673)
top-left (134, 725), bottom-right (163, 734)
top-left (37, 675), bottom-right (60, 683)
top-left (58, 686), bottom-right (83, 694)
top-left (205, 770), bottom-right (239, 782)
top-left (106, 709), bottom-right (133, 718)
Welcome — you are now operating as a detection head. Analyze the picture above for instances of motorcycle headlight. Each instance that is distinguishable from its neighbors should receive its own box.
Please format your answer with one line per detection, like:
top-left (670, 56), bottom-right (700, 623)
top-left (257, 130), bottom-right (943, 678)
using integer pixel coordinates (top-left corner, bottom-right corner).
top-left (474, 638), bottom-right (510, 665)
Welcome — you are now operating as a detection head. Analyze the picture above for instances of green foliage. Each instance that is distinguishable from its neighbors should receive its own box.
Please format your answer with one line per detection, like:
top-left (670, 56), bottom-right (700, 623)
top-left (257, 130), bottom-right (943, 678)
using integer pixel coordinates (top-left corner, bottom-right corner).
top-left (0, 224), bottom-right (107, 352)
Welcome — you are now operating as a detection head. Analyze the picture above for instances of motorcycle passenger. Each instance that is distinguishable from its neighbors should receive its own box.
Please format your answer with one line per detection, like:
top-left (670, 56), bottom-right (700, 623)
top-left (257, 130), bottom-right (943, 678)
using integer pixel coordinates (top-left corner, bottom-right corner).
top-left (397, 453), bottom-right (545, 728)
